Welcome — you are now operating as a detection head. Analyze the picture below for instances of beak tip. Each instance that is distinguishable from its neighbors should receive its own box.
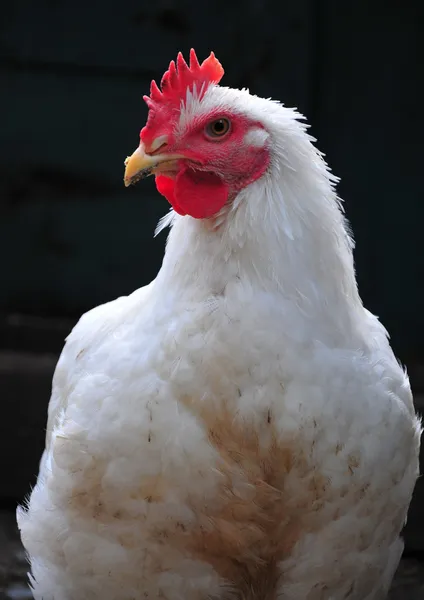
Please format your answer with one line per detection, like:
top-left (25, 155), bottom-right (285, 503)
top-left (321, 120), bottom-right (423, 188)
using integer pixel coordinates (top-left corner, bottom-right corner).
top-left (123, 147), bottom-right (150, 188)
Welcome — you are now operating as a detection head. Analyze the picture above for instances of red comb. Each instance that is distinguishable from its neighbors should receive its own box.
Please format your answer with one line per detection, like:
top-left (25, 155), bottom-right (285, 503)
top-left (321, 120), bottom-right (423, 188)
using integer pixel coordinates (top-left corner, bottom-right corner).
top-left (140, 50), bottom-right (224, 147)
top-left (144, 49), bottom-right (224, 109)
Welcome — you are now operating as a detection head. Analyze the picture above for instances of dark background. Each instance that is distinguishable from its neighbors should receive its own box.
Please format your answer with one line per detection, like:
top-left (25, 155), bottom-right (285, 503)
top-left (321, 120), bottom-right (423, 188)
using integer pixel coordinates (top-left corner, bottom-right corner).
top-left (0, 0), bottom-right (423, 556)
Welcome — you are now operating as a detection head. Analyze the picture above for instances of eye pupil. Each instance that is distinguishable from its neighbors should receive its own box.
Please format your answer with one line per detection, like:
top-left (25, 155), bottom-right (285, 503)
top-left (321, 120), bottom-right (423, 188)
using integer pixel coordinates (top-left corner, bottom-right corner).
top-left (214, 120), bottom-right (225, 133)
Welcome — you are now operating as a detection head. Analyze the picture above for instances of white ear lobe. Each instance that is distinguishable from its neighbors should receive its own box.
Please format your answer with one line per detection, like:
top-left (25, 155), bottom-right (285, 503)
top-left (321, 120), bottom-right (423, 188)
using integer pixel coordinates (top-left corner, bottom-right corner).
top-left (244, 128), bottom-right (269, 147)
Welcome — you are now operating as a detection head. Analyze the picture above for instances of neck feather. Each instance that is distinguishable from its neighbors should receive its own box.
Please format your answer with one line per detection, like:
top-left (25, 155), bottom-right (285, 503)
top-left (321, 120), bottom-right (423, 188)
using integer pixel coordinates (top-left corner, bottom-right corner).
top-left (155, 120), bottom-right (364, 343)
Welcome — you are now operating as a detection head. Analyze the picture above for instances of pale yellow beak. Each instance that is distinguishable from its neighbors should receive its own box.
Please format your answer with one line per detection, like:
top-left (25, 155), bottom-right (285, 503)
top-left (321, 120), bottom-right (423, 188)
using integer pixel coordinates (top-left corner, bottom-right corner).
top-left (124, 144), bottom-right (183, 187)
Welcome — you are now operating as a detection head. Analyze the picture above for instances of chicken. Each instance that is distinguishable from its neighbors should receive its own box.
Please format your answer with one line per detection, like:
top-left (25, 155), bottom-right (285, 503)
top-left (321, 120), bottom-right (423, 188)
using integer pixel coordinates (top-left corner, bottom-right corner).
top-left (18, 49), bottom-right (421, 600)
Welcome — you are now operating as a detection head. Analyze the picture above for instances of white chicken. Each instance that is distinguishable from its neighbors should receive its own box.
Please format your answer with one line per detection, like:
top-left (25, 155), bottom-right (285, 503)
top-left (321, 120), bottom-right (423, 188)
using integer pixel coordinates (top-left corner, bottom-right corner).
top-left (18, 49), bottom-right (421, 600)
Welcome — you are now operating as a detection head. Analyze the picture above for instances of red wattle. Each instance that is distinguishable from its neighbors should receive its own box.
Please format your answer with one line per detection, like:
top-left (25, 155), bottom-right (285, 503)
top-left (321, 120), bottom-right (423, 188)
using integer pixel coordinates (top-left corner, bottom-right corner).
top-left (155, 175), bottom-right (186, 216)
top-left (155, 168), bottom-right (229, 219)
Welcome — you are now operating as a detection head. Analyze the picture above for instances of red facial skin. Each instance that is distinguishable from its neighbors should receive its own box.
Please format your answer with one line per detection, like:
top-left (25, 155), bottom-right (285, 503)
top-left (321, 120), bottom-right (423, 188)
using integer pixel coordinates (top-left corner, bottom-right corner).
top-left (141, 111), bottom-right (270, 219)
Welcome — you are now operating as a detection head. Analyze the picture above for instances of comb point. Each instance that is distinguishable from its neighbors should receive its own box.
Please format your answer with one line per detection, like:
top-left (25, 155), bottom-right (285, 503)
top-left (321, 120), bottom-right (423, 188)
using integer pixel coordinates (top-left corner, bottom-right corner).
top-left (150, 80), bottom-right (162, 101)
top-left (189, 48), bottom-right (200, 70)
top-left (177, 52), bottom-right (190, 76)
top-left (168, 60), bottom-right (178, 89)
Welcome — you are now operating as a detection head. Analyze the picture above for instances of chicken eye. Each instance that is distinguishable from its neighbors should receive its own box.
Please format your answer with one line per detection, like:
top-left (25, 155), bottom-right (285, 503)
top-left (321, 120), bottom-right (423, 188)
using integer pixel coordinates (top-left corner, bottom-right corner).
top-left (205, 118), bottom-right (231, 138)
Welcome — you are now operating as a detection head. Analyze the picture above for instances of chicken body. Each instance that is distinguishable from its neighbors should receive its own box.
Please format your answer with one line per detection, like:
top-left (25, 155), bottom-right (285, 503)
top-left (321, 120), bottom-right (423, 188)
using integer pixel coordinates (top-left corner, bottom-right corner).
top-left (18, 57), bottom-right (421, 600)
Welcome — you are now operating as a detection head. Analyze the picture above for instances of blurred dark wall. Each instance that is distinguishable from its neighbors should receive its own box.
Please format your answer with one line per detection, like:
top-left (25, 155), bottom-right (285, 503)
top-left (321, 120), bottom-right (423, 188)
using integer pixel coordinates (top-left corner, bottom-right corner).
top-left (0, 0), bottom-right (422, 360)
top-left (311, 1), bottom-right (423, 364)
top-left (0, 0), bottom-right (423, 546)
top-left (0, 0), bottom-right (311, 318)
